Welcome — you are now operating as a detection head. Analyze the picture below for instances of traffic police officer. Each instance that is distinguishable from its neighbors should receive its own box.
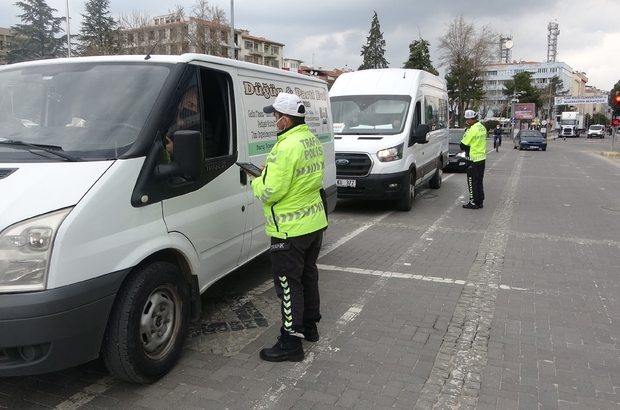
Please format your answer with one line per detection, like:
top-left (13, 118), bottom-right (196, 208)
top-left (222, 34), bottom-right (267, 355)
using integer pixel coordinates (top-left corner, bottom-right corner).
top-left (460, 110), bottom-right (487, 209)
top-left (250, 92), bottom-right (328, 362)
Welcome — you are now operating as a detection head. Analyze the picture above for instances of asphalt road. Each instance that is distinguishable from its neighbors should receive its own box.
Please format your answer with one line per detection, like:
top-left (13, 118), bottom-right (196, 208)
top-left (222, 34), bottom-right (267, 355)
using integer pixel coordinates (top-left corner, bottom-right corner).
top-left (2, 135), bottom-right (620, 409)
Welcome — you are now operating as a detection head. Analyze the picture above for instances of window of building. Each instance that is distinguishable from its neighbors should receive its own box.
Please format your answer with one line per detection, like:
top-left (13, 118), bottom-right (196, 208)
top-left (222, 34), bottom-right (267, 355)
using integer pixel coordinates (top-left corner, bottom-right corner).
top-left (245, 41), bottom-right (252, 50)
top-left (149, 31), bottom-right (155, 41)
top-left (272, 46), bottom-right (279, 55)
top-left (271, 60), bottom-right (279, 68)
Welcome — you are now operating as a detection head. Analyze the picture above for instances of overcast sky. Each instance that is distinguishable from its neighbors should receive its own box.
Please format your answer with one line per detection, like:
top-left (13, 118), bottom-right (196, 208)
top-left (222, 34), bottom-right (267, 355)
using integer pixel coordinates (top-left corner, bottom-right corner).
top-left (2, 0), bottom-right (618, 91)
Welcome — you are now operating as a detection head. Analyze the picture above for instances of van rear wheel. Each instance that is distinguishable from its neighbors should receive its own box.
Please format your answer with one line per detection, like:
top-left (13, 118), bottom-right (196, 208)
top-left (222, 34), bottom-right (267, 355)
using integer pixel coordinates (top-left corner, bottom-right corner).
top-left (429, 163), bottom-right (442, 189)
top-left (101, 261), bottom-right (190, 384)
top-left (395, 171), bottom-right (414, 211)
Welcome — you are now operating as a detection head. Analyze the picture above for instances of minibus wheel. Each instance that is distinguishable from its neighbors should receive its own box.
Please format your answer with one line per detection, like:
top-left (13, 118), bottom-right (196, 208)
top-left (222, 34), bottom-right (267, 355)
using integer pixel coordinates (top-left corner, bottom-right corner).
top-left (395, 170), bottom-right (414, 211)
top-left (429, 162), bottom-right (442, 189)
top-left (101, 261), bottom-right (190, 383)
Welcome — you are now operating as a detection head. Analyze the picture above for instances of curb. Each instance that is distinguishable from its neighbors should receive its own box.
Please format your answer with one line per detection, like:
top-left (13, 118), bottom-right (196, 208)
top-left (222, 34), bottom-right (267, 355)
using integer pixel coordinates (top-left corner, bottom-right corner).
top-left (599, 151), bottom-right (620, 158)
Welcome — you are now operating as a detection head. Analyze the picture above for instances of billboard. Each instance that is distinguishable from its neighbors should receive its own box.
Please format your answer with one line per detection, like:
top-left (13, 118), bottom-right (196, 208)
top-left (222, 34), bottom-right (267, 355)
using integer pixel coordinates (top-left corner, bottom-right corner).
top-left (514, 103), bottom-right (535, 120)
top-left (554, 95), bottom-right (608, 105)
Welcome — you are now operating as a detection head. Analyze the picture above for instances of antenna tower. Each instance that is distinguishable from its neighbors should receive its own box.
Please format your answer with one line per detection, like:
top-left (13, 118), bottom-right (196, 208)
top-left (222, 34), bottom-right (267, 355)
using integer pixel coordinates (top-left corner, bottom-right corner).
top-left (499, 35), bottom-right (513, 63)
top-left (547, 21), bottom-right (560, 63)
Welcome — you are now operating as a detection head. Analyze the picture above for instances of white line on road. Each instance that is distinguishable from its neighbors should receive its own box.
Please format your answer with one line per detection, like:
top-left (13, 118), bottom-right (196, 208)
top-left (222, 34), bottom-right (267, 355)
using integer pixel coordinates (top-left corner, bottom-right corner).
top-left (53, 377), bottom-right (115, 410)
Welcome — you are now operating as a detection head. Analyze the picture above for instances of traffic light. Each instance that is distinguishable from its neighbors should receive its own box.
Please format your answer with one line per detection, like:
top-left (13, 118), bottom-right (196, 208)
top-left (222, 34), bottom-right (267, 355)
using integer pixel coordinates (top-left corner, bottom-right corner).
top-left (613, 118), bottom-right (620, 127)
top-left (615, 94), bottom-right (620, 117)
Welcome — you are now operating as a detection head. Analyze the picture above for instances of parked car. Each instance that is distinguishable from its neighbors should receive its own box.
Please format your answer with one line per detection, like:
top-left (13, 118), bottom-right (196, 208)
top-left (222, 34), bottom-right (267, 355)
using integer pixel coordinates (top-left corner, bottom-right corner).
top-left (445, 129), bottom-right (468, 172)
top-left (587, 125), bottom-right (605, 138)
top-left (513, 130), bottom-right (547, 151)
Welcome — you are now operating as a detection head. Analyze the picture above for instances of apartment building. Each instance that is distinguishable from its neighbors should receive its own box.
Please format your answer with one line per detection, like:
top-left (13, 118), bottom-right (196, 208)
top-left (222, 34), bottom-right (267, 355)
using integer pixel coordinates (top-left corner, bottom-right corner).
top-left (121, 14), bottom-right (284, 70)
top-left (237, 31), bottom-right (283, 69)
top-left (0, 27), bottom-right (14, 65)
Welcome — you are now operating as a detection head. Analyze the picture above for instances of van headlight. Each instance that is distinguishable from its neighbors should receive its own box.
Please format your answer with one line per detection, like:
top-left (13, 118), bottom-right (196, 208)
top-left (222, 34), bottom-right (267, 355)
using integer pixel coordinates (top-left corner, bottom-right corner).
top-left (377, 143), bottom-right (403, 162)
top-left (0, 208), bottom-right (72, 293)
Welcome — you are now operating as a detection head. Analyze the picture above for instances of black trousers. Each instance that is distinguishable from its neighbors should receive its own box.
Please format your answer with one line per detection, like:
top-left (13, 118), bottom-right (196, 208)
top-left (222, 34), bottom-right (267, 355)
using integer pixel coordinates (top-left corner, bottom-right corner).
top-left (466, 160), bottom-right (485, 205)
top-left (270, 230), bottom-right (323, 337)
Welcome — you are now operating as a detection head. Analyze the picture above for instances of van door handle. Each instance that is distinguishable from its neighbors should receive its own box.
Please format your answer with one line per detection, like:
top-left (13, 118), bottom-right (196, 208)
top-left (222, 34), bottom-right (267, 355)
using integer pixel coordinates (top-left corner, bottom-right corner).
top-left (240, 169), bottom-right (248, 185)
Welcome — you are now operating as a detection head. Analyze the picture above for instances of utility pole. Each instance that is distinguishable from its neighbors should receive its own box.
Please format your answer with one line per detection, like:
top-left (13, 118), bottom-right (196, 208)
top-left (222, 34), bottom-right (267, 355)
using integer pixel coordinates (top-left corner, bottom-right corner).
top-left (65, 0), bottom-right (71, 57)
top-left (229, 0), bottom-right (234, 59)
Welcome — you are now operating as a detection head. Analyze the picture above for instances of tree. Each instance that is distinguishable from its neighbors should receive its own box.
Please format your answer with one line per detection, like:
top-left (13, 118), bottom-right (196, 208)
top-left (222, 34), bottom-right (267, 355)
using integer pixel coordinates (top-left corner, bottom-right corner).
top-left (187, 0), bottom-right (229, 57)
top-left (359, 11), bottom-right (388, 70)
top-left (445, 57), bottom-right (485, 125)
top-left (7, 0), bottom-right (66, 63)
top-left (77, 0), bottom-right (121, 56)
top-left (437, 15), bottom-right (497, 124)
top-left (590, 112), bottom-right (607, 125)
top-left (403, 37), bottom-right (438, 75)
top-left (503, 72), bottom-right (543, 110)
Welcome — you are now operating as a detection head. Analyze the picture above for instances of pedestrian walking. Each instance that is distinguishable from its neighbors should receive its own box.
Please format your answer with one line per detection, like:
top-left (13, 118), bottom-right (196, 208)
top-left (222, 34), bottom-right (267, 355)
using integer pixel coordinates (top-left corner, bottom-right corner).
top-left (460, 110), bottom-right (487, 209)
top-left (247, 92), bottom-right (328, 362)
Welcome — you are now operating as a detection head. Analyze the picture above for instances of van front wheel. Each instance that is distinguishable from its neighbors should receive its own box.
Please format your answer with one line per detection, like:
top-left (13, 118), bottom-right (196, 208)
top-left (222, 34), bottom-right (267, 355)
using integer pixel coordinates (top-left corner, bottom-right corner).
top-left (101, 261), bottom-right (190, 384)
top-left (395, 171), bottom-right (414, 211)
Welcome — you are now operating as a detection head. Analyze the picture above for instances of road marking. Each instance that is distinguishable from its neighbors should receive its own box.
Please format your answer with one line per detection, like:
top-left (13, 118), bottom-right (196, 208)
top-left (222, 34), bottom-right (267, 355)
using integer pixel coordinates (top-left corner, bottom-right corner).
top-left (318, 264), bottom-right (528, 291)
top-left (53, 377), bottom-right (115, 410)
top-left (415, 151), bottom-right (524, 410)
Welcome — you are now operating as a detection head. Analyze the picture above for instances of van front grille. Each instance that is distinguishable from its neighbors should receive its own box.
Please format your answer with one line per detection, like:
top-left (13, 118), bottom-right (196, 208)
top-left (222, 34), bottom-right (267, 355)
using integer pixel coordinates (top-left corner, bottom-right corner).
top-left (0, 168), bottom-right (18, 179)
top-left (335, 153), bottom-right (372, 177)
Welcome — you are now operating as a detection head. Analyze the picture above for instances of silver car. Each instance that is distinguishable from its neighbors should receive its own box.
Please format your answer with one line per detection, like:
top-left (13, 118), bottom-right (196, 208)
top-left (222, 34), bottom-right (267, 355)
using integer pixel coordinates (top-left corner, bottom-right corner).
top-left (587, 125), bottom-right (605, 139)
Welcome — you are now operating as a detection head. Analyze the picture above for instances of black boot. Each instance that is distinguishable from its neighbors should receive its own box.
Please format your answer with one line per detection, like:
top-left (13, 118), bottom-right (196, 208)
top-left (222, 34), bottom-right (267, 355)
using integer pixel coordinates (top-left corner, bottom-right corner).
top-left (303, 323), bottom-right (319, 343)
top-left (260, 334), bottom-right (304, 362)
top-left (462, 202), bottom-right (479, 209)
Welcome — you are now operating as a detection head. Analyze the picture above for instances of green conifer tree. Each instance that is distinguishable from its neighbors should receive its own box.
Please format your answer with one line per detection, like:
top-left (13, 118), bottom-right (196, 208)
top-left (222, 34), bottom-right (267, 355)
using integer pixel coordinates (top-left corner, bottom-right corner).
top-left (7, 0), bottom-right (66, 63)
top-left (359, 11), bottom-right (388, 70)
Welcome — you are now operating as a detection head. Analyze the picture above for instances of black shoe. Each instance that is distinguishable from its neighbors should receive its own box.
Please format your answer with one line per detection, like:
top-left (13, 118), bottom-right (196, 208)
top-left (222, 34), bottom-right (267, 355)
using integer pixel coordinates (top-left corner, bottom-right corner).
top-left (303, 325), bottom-right (319, 342)
top-left (260, 336), bottom-right (304, 362)
top-left (478, 203), bottom-right (484, 209)
top-left (462, 202), bottom-right (479, 209)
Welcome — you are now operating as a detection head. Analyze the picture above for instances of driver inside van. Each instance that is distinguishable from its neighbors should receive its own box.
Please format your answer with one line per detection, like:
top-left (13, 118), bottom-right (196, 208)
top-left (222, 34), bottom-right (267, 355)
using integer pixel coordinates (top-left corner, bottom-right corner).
top-left (165, 88), bottom-right (217, 159)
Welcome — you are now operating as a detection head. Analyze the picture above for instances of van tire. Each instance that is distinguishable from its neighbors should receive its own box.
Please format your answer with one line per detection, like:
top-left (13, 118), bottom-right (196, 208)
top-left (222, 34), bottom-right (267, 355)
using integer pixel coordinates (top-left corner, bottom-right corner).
top-left (429, 162), bottom-right (442, 189)
top-left (101, 261), bottom-right (190, 384)
top-left (395, 171), bottom-right (414, 211)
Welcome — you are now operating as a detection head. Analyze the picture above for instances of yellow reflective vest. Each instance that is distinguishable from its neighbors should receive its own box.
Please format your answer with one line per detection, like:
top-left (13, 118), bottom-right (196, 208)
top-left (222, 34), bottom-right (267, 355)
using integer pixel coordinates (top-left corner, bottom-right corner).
top-left (251, 124), bottom-right (328, 239)
top-left (461, 121), bottom-right (487, 162)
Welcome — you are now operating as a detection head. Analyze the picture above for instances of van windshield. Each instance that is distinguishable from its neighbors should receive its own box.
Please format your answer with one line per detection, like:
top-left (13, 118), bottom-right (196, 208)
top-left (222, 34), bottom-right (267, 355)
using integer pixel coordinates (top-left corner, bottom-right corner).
top-left (331, 95), bottom-right (410, 136)
top-left (0, 62), bottom-right (170, 161)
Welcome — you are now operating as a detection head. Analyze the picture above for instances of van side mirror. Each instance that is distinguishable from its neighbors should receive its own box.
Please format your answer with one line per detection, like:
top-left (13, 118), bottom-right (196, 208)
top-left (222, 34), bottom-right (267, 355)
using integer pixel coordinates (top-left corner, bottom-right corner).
top-left (409, 124), bottom-right (430, 146)
top-left (156, 130), bottom-right (204, 181)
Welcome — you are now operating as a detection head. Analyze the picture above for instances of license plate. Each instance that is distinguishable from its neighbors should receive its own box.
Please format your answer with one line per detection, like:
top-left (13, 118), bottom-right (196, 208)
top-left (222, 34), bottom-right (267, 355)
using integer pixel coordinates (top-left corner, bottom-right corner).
top-left (337, 179), bottom-right (356, 188)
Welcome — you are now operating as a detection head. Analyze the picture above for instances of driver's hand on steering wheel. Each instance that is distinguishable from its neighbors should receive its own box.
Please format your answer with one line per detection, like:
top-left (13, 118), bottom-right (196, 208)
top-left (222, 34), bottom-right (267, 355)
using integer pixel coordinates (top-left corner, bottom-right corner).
top-left (165, 136), bottom-right (173, 155)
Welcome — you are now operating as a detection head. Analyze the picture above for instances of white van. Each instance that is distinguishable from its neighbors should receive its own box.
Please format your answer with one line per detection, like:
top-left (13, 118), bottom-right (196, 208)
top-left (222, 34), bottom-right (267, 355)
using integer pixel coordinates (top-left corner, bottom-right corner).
top-left (0, 54), bottom-right (336, 383)
top-left (330, 69), bottom-right (449, 211)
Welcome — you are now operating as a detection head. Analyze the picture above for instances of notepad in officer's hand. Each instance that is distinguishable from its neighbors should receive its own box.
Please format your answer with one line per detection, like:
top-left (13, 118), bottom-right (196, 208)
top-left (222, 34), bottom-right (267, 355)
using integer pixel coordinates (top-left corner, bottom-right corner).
top-left (236, 162), bottom-right (262, 177)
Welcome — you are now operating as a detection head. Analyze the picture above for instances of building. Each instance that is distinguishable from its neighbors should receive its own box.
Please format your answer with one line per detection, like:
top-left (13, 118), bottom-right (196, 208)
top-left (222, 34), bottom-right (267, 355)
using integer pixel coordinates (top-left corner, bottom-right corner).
top-left (583, 85), bottom-right (609, 119)
top-left (238, 31), bottom-right (283, 69)
top-left (0, 27), bottom-right (15, 65)
top-left (283, 58), bottom-right (303, 73)
top-left (481, 60), bottom-right (573, 119)
top-left (121, 14), bottom-right (284, 69)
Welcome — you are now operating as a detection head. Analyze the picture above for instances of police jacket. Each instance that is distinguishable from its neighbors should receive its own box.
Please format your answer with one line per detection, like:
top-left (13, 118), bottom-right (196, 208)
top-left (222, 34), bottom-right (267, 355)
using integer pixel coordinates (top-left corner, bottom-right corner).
top-left (460, 121), bottom-right (487, 162)
top-left (251, 123), bottom-right (328, 239)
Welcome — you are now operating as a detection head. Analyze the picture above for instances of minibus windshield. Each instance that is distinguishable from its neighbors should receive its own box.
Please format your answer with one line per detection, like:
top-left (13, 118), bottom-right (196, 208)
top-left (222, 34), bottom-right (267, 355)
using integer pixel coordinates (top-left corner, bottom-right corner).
top-left (331, 95), bottom-right (410, 136)
top-left (0, 62), bottom-right (170, 160)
